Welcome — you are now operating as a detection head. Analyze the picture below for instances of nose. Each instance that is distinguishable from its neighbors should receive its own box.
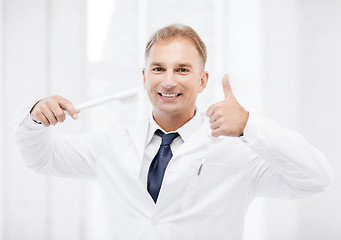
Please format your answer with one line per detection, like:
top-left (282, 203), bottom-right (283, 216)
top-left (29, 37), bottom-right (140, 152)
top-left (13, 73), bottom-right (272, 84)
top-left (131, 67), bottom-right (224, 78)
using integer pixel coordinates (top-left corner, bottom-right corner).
top-left (161, 70), bottom-right (177, 89)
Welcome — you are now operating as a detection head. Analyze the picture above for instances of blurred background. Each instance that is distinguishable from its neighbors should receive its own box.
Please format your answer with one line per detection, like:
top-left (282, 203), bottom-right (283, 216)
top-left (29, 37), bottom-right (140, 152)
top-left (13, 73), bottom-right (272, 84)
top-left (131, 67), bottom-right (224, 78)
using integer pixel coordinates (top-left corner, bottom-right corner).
top-left (0, 0), bottom-right (340, 239)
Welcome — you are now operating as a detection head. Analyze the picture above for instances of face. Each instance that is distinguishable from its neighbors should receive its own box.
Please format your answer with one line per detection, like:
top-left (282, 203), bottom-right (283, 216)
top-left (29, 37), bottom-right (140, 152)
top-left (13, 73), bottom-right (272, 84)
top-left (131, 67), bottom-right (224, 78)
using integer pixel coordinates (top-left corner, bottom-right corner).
top-left (143, 37), bottom-right (208, 121)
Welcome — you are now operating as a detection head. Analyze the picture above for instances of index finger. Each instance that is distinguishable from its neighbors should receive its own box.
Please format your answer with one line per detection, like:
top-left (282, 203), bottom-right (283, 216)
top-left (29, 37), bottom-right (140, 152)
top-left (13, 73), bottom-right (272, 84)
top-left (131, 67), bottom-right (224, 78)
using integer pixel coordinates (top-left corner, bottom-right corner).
top-left (56, 96), bottom-right (78, 119)
top-left (206, 103), bottom-right (216, 118)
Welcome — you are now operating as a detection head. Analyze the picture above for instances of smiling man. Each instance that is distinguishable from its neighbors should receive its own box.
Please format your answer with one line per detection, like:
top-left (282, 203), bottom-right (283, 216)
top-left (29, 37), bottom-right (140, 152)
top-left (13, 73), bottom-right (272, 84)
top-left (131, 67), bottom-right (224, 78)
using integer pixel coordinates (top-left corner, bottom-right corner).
top-left (143, 36), bottom-right (208, 131)
top-left (15, 24), bottom-right (333, 239)
top-left (143, 36), bottom-right (209, 132)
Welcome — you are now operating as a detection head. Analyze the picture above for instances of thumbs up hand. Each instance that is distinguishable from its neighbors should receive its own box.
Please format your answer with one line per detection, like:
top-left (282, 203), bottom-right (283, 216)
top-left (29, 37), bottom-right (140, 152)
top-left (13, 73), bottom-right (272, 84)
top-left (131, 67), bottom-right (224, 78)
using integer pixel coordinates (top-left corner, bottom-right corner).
top-left (206, 74), bottom-right (249, 137)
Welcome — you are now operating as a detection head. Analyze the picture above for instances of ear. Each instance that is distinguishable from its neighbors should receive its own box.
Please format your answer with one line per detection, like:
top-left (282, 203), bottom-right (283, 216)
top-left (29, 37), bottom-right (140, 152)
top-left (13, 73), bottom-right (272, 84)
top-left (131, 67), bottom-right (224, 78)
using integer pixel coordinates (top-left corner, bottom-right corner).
top-left (142, 68), bottom-right (146, 87)
top-left (198, 71), bottom-right (209, 93)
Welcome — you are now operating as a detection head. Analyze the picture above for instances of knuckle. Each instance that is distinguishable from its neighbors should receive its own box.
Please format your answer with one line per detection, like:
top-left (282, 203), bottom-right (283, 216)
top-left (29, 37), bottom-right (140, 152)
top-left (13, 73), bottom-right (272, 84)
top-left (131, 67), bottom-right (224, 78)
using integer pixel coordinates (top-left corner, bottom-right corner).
top-left (59, 98), bottom-right (67, 104)
top-left (46, 99), bottom-right (58, 108)
top-left (53, 94), bottom-right (61, 100)
top-left (34, 106), bottom-right (43, 114)
top-left (37, 105), bottom-right (48, 115)
top-left (55, 110), bottom-right (65, 119)
top-left (217, 101), bottom-right (224, 107)
top-left (39, 101), bottom-right (49, 109)
top-left (60, 99), bottom-right (72, 109)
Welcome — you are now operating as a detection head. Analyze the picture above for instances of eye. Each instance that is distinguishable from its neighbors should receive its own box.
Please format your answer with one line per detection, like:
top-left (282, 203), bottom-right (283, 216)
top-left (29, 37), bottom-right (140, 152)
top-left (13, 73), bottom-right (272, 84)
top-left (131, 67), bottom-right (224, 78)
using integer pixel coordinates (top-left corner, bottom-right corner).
top-left (152, 67), bottom-right (163, 72)
top-left (178, 68), bottom-right (189, 73)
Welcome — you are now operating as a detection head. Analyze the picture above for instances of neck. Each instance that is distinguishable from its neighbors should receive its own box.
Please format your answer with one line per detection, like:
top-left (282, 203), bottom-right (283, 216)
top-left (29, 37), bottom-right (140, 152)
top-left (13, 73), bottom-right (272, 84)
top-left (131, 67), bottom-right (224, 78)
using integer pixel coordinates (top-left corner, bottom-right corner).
top-left (153, 110), bottom-right (195, 132)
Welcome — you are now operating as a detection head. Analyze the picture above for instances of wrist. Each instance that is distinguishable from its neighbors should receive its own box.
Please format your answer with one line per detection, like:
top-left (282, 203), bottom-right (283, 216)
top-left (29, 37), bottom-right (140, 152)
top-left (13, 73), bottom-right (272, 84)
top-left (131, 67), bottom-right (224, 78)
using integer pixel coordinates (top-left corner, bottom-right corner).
top-left (239, 111), bottom-right (249, 137)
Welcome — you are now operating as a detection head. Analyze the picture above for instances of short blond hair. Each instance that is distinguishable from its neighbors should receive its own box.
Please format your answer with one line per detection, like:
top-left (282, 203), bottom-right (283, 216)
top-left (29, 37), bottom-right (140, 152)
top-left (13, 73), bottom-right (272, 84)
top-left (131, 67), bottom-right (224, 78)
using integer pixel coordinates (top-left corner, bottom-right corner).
top-left (145, 24), bottom-right (207, 67)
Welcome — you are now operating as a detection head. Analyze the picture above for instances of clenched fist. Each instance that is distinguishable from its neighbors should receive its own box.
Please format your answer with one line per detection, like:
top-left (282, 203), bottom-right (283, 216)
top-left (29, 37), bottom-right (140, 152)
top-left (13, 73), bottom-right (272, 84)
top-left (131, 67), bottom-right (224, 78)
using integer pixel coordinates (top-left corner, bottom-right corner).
top-left (30, 95), bottom-right (78, 127)
top-left (206, 74), bottom-right (249, 137)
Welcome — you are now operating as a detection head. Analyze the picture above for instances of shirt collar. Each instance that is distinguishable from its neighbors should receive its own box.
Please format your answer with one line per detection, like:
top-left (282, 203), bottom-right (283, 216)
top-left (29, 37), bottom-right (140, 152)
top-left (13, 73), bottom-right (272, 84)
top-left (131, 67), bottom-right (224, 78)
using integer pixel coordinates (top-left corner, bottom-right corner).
top-left (145, 108), bottom-right (203, 147)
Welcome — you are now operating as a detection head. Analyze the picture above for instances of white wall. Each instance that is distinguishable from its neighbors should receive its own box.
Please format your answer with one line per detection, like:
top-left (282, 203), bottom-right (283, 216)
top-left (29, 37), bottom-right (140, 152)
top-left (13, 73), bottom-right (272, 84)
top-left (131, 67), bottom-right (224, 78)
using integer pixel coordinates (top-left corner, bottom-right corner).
top-left (260, 1), bottom-right (341, 239)
top-left (2, 0), bottom-right (96, 239)
top-left (1, 0), bottom-right (340, 239)
top-left (261, 0), bottom-right (302, 239)
top-left (298, 0), bottom-right (341, 239)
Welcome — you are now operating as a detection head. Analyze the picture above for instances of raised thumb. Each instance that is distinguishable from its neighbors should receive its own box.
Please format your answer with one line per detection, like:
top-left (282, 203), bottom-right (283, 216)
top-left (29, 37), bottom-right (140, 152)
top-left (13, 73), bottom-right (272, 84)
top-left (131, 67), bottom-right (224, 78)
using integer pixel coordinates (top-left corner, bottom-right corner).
top-left (222, 74), bottom-right (233, 98)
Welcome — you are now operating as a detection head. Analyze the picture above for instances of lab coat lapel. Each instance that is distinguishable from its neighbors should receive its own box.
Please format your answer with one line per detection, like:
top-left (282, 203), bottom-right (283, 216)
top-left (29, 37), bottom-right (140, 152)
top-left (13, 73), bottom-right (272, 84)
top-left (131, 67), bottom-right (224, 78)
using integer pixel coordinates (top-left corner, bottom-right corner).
top-left (127, 118), bottom-right (149, 178)
top-left (154, 120), bottom-right (218, 214)
top-left (174, 117), bottom-right (214, 157)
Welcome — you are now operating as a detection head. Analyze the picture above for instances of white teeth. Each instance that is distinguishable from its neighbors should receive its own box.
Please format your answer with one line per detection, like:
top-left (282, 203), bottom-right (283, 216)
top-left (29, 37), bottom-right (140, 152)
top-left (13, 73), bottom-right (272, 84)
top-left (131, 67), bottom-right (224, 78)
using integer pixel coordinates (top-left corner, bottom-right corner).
top-left (161, 93), bottom-right (177, 97)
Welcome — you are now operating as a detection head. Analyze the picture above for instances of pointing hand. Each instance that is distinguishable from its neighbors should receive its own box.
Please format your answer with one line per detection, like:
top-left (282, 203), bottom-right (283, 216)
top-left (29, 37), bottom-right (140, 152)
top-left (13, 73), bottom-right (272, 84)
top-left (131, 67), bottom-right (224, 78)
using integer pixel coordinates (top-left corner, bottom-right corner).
top-left (206, 74), bottom-right (249, 137)
top-left (30, 95), bottom-right (78, 127)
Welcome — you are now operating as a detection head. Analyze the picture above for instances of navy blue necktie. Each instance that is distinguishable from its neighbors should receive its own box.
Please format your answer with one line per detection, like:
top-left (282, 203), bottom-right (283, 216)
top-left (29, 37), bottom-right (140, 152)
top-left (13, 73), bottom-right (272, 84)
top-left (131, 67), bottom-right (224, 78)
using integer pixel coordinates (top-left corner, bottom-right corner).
top-left (147, 129), bottom-right (179, 203)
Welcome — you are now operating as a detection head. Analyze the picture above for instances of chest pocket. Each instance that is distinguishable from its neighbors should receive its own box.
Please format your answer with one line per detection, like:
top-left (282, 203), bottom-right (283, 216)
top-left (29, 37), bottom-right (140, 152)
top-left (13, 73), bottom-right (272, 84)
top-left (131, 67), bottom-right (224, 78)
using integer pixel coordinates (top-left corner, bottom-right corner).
top-left (180, 158), bottom-right (236, 216)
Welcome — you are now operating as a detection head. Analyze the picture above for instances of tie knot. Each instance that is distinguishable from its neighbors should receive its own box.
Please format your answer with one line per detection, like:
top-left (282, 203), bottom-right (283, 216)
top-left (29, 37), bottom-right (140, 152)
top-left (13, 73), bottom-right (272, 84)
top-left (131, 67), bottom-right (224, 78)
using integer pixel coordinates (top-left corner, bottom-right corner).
top-left (155, 129), bottom-right (179, 146)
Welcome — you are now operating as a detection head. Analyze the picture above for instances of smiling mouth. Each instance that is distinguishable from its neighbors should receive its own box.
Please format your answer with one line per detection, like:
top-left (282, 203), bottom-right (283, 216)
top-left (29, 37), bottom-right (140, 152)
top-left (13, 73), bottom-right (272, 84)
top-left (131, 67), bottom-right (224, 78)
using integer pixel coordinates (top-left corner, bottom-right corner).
top-left (158, 93), bottom-right (182, 97)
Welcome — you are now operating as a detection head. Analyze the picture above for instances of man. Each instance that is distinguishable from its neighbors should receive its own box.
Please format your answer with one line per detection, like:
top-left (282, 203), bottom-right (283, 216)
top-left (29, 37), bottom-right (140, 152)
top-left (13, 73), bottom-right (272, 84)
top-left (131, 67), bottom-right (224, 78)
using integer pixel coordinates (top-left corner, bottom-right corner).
top-left (15, 24), bottom-right (333, 239)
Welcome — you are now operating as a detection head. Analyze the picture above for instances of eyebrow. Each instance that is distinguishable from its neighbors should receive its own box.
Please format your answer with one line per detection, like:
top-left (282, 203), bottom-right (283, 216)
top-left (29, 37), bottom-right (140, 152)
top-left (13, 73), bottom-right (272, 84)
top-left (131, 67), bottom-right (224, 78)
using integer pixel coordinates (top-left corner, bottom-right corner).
top-left (150, 62), bottom-right (162, 66)
top-left (178, 63), bottom-right (193, 68)
top-left (149, 62), bottom-right (193, 68)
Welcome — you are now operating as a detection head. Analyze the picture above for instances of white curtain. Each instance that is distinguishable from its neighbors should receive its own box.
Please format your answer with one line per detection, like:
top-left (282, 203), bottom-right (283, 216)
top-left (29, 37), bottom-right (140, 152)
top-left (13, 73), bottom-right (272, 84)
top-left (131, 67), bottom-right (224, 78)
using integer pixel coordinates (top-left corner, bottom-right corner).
top-left (1, 0), bottom-right (340, 239)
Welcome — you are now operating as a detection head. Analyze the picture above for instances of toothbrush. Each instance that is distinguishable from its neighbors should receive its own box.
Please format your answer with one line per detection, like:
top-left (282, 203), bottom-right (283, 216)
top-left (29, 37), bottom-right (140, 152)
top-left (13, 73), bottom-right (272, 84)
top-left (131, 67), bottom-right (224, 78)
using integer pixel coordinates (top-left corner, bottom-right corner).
top-left (65, 88), bottom-right (138, 115)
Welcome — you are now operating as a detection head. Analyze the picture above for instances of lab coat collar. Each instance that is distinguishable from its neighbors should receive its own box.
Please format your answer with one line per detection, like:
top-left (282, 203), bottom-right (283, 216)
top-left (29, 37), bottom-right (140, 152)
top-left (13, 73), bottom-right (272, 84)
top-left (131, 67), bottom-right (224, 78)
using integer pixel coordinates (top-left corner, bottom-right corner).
top-left (145, 107), bottom-right (202, 147)
top-left (174, 112), bottom-right (214, 157)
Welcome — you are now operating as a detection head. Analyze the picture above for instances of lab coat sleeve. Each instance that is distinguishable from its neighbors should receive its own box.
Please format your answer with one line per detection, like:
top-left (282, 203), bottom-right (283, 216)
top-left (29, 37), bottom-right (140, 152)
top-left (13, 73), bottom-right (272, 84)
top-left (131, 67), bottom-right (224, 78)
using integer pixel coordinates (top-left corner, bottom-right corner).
top-left (14, 104), bottom-right (97, 180)
top-left (240, 113), bottom-right (334, 199)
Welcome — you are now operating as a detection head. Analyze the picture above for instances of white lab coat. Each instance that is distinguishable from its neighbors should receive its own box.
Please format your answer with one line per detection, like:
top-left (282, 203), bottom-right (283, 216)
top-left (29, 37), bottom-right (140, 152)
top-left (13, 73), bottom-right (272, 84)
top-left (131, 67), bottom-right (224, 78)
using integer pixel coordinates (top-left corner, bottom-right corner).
top-left (14, 106), bottom-right (333, 240)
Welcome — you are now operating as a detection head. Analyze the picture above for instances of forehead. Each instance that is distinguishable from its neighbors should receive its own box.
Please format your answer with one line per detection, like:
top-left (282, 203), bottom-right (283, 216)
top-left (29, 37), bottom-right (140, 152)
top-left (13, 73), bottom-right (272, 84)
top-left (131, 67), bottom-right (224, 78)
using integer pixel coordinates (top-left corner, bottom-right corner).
top-left (146, 37), bottom-right (202, 65)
